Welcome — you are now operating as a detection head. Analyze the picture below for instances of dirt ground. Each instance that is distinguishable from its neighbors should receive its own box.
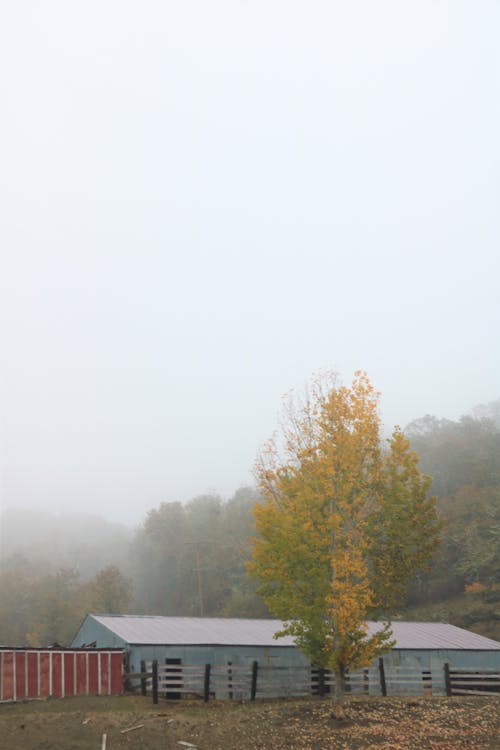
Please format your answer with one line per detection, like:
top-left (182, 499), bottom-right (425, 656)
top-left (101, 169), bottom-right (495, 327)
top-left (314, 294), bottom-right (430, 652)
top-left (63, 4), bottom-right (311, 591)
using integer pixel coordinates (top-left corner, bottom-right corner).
top-left (0, 693), bottom-right (498, 750)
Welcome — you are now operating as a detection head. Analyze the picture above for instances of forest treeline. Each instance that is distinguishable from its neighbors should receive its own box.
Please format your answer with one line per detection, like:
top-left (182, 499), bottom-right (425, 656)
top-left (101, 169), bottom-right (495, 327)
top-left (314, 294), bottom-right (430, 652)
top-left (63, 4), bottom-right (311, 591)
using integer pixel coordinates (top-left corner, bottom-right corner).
top-left (1, 402), bottom-right (499, 646)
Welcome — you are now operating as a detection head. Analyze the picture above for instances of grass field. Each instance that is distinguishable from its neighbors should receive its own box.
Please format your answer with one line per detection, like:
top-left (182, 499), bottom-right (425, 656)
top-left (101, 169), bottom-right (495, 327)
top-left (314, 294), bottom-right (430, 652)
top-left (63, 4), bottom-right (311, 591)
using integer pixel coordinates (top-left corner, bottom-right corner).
top-left (0, 693), bottom-right (498, 749)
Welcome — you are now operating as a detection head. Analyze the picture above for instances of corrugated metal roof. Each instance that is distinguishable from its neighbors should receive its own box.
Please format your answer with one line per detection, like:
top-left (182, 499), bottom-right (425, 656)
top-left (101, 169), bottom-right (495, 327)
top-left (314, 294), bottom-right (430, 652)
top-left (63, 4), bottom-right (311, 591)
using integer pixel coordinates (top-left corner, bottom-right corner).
top-left (368, 621), bottom-right (500, 650)
top-left (91, 615), bottom-right (500, 650)
top-left (93, 615), bottom-right (296, 646)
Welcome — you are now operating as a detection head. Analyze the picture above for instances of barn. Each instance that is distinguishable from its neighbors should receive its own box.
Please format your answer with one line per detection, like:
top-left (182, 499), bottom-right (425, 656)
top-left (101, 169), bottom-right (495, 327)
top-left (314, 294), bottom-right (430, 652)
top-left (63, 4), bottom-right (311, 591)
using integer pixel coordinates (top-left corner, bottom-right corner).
top-left (72, 614), bottom-right (500, 697)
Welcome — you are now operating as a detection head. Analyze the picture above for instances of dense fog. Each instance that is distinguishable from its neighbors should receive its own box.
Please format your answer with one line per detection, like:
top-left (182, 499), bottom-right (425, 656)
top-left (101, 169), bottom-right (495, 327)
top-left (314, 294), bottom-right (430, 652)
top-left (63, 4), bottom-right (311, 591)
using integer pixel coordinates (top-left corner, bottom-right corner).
top-left (1, 1), bottom-right (498, 524)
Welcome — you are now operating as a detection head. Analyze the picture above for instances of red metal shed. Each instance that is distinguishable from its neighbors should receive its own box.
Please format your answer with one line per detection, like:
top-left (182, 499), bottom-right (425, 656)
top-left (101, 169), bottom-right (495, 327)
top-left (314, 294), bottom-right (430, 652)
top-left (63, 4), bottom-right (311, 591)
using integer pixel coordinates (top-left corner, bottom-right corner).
top-left (0, 647), bottom-right (123, 702)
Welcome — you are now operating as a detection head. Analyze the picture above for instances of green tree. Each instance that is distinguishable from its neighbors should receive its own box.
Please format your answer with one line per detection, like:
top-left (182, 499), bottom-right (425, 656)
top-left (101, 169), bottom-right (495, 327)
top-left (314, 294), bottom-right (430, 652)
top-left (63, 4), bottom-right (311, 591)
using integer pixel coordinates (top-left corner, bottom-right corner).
top-left (130, 488), bottom-right (267, 617)
top-left (368, 429), bottom-right (441, 614)
top-left (442, 485), bottom-right (500, 593)
top-left (26, 568), bottom-right (86, 646)
top-left (403, 409), bottom-right (500, 627)
top-left (132, 501), bottom-right (188, 614)
top-left (405, 413), bottom-right (500, 498)
top-left (249, 372), bottom-right (439, 715)
top-left (0, 561), bottom-right (36, 645)
top-left (87, 565), bottom-right (132, 614)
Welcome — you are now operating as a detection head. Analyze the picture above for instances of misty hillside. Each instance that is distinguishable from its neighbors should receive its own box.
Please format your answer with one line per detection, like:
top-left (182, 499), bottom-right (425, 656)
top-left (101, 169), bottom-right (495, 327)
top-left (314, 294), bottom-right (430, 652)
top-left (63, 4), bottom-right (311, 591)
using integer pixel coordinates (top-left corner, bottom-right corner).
top-left (1, 403), bottom-right (499, 646)
top-left (0, 509), bottom-right (132, 579)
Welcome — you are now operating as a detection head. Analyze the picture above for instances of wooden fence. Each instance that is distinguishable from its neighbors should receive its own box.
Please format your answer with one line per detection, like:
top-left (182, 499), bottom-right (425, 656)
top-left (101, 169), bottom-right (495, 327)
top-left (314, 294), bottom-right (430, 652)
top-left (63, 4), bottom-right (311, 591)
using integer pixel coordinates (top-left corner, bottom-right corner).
top-left (0, 648), bottom-right (124, 702)
top-left (2, 649), bottom-right (498, 704)
top-left (444, 664), bottom-right (500, 697)
top-left (130, 659), bottom-right (500, 703)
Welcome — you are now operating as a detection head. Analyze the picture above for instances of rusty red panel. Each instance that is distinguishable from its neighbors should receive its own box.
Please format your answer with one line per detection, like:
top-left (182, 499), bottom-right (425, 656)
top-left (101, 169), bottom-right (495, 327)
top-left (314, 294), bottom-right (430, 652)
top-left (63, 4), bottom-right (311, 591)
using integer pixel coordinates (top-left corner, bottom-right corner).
top-left (27, 653), bottom-right (39, 698)
top-left (110, 652), bottom-right (124, 695)
top-left (88, 652), bottom-right (99, 695)
top-left (2, 652), bottom-right (14, 700)
top-left (99, 652), bottom-right (109, 695)
top-left (51, 653), bottom-right (62, 698)
top-left (1, 649), bottom-right (124, 702)
top-left (63, 652), bottom-right (75, 696)
top-left (39, 653), bottom-right (50, 698)
top-left (76, 652), bottom-right (87, 695)
top-left (15, 652), bottom-right (26, 699)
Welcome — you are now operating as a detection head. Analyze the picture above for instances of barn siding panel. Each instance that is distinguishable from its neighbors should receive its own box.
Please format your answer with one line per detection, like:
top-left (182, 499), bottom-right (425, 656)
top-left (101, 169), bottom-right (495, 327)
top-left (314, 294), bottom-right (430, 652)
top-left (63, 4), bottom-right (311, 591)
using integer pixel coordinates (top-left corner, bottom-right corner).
top-left (2, 652), bottom-right (14, 700)
top-left (99, 652), bottom-right (109, 695)
top-left (27, 653), bottom-right (39, 697)
top-left (52, 652), bottom-right (63, 698)
top-left (39, 653), bottom-right (51, 698)
top-left (76, 652), bottom-right (87, 694)
top-left (110, 652), bottom-right (123, 695)
top-left (63, 652), bottom-right (75, 697)
top-left (15, 652), bottom-right (26, 700)
top-left (88, 652), bottom-right (99, 694)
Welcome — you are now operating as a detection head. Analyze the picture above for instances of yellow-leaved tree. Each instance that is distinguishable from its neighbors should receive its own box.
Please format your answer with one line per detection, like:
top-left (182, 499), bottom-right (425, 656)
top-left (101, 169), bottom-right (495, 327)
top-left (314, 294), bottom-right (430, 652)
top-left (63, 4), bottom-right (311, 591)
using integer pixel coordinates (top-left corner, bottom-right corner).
top-left (248, 371), bottom-right (439, 715)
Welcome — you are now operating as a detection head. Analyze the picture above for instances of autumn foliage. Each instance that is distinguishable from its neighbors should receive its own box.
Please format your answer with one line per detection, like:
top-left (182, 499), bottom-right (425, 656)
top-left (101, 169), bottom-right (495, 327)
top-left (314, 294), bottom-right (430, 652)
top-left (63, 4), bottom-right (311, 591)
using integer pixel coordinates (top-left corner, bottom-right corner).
top-left (249, 371), bottom-right (440, 703)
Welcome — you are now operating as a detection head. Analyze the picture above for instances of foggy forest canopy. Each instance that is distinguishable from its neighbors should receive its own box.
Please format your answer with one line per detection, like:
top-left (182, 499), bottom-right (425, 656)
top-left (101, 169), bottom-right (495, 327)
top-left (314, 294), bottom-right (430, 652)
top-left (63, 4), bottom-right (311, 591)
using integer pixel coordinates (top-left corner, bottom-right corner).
top-left (0, 400), bottom-right (499, 647)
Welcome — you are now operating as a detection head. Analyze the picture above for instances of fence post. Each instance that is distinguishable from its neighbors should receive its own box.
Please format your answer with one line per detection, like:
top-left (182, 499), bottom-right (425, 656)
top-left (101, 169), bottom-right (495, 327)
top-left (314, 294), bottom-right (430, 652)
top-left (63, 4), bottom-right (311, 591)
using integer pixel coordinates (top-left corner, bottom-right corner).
top-left (422, 670), bottom-right (432, 696)
top-left (152, 660), bottom-right (158, 705)
top-left (443, 662), bottom-right (452, 697)
top-left (378, 658), bottom-right (387, 697)
top-left (204, 664), bottom-right (211, 702)
top-left (227, 661), bottom-right (233, 700)
top-left (140, 660), bottom-right (147, 696)
top-left (318, 668), bottom-right (326, 697)
top-left (250, 661), bottom-right (258, 700)
top-left (123, 654), bottom-right (131, 693)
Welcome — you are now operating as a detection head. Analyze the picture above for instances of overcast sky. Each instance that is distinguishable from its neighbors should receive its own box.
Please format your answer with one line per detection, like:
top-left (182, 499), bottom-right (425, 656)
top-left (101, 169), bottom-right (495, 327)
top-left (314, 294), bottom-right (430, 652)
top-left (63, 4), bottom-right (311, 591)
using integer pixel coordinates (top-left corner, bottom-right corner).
top-left (0, 1), bottom-right (498, 525)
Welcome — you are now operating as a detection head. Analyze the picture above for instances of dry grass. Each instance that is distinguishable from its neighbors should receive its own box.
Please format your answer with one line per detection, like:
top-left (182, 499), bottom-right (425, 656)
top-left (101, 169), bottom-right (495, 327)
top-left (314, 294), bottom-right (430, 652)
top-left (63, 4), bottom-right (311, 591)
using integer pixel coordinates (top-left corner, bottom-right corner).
top-left (0, 693), bottom-right (498, 749)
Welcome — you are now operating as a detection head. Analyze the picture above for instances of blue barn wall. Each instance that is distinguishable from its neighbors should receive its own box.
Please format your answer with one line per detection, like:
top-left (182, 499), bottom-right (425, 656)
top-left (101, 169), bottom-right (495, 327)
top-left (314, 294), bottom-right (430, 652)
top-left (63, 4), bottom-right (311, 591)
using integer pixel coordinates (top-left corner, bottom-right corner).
top-left (124, 644), bottom-right (308, 674)
top-left (73, 617), bottom-right (128, 650)
top-left (382, 648), bottom-right (500, 694)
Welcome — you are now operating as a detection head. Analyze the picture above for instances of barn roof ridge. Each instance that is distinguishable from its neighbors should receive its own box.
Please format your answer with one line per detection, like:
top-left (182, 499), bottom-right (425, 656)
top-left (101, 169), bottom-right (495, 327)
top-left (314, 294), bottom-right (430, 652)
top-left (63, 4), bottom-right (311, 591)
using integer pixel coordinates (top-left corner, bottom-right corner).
top-left (85, 614), bottom-right (500, 651)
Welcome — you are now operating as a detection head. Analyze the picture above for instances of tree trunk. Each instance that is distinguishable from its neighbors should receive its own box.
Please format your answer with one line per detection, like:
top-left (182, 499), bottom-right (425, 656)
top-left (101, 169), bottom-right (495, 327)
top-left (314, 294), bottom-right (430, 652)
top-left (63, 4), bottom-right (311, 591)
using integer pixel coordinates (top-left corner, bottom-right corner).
top-left (332, 669), bottom-right (346, 720)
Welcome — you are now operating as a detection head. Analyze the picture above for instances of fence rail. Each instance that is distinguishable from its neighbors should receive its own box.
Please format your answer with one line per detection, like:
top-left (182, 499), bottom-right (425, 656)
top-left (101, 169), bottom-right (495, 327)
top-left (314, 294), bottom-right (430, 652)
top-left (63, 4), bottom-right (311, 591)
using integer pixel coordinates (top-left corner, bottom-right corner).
top-left (126, 659), bottom-right (500, 704)
top-left (447, 667), bottom-right (500, 697)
